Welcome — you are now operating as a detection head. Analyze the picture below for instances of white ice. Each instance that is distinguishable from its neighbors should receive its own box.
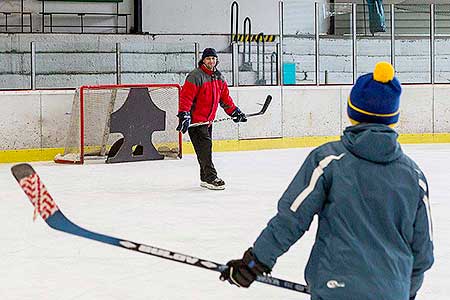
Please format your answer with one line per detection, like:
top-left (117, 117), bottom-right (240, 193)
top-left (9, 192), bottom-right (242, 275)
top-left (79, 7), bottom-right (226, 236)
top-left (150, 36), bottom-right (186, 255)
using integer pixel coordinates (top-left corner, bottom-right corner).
top-left (0, 145), bottom-right (449, 300)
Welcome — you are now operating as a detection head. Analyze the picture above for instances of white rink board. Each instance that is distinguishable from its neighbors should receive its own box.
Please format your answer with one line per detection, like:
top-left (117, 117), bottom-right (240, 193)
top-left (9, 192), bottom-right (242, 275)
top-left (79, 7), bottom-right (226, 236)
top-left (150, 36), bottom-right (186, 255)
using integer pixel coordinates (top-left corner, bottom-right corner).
top-left (397, 85), bottom-right (434, 134)
top-left (41, 90), bottom-right (75, 148)
top-left (283, 87), bottom-right (342, 137)
top-left (236, 87), bottom-right (282, 140)
top-left (1, 84), bottom-right (450, 151)
top-left (0, 91), bottom-right (41, 149)
top-left (433, 85), bottom-right (450, 133)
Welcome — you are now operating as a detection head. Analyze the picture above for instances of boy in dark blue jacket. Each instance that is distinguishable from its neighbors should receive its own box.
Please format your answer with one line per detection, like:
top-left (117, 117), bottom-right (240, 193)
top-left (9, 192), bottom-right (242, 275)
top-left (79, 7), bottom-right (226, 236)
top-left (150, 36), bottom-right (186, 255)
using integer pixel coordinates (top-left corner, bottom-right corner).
top-left (221, 62), bottom-right (434, 300)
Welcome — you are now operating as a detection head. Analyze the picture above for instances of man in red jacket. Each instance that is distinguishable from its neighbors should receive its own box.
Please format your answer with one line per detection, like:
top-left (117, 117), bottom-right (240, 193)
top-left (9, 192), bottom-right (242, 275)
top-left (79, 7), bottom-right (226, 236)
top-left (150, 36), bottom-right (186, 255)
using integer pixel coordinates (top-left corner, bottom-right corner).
top-left (176, 48), bottom-right (247, 190)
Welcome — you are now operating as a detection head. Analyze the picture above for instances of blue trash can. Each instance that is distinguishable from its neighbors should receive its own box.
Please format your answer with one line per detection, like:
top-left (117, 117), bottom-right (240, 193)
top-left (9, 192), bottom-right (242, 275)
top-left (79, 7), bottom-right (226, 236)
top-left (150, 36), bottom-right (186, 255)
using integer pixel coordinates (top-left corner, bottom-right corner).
top-left (283, 62), bottom-right (296, 85)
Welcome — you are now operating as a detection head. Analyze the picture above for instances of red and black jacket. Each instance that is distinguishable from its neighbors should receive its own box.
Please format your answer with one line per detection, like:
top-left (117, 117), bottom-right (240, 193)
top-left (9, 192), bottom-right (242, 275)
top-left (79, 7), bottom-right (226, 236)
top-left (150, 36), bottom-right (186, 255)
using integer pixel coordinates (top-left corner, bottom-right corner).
top-left (179, 64), bottom-right (237, 124)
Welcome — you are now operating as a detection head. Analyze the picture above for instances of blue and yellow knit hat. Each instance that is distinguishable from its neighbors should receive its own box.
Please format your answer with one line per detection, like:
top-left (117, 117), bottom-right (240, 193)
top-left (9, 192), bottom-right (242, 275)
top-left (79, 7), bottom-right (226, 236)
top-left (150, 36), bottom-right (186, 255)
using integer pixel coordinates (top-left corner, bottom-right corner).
top-left (348, 62), bottom-right (402, 127)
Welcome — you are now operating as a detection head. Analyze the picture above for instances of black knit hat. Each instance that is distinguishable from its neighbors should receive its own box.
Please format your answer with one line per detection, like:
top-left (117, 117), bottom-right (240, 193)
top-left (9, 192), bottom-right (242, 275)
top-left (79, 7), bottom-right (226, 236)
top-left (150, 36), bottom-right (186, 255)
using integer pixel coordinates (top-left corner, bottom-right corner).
top-left (201, 48), bottom-right (218, 60)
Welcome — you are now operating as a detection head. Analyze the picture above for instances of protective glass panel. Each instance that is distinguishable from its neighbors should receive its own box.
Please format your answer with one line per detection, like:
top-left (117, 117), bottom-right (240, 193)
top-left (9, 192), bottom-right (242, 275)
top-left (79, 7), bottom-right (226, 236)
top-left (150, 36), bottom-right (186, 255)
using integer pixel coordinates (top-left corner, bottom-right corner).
top-left (435, 4), bottom-right (450, 83)
top-left (120, 42), bottom-right (196, 86)
top-left (282, 0), bottom-right (316, 85)
top-left (0, 47), bottom-right (31, 90)
top-left (393, 4), bottom-right (431, 83)
top-left (33, 41), bottom-right (197, 88)
top-left (34, 40), bottom-right (116, 88)
top-left (356, 3), bottom-right (391, 79)
top-left (322, 2), bottom-right (353, 84)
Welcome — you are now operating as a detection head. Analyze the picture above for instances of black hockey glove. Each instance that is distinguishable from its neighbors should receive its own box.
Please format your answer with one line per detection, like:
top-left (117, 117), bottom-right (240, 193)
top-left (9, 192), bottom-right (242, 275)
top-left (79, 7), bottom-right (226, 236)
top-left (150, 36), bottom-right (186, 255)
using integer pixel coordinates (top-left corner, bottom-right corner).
top-left (176, 111), bottom-right (191, 134)
top-left (410, 296), bottom-right (416, 300)
top-left (231, 107), bottom-right (247, 123)
top-left (220, 248), bottom-right (271, 288)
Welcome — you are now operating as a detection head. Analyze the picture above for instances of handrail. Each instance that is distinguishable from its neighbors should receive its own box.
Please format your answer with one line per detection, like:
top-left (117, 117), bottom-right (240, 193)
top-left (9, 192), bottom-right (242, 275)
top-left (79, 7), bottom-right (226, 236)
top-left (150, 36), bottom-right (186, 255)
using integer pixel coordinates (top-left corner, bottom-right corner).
top-left (270, 51), bottom-right (278, 85)
top-left (40, 12), bottom-right (130, 33)
top-left (40, 0), bottom-right (127, 34)
top-left (256, 32), bottom-right (266, 85)
top-left (0, 11), bottom-right (32, 33)
top-left (243, 17), bottom-right (252, 67)
top-left (230, 1), bottom-right (239, 43)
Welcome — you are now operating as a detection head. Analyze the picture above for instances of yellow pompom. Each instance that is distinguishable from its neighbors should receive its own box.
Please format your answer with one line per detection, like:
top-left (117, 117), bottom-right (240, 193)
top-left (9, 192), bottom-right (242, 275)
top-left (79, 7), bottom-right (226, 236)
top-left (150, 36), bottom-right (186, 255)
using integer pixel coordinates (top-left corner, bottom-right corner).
top-left (373, 61), bottom-right (395, 83)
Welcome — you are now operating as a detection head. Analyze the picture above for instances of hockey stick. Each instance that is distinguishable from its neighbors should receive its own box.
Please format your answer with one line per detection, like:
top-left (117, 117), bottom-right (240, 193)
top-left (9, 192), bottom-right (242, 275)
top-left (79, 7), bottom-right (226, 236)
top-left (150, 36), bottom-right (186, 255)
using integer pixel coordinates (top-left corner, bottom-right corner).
top-left (189, 95), bottom-right (272, 128)
top-left (11, 163), bottom-right (309, 295)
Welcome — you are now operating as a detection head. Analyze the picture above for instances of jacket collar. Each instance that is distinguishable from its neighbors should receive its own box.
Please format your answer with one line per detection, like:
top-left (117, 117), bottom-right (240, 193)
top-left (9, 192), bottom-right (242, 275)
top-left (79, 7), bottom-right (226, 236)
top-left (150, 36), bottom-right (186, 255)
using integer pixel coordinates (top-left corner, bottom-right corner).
top-left (200, 64), bottom-right (215, 75)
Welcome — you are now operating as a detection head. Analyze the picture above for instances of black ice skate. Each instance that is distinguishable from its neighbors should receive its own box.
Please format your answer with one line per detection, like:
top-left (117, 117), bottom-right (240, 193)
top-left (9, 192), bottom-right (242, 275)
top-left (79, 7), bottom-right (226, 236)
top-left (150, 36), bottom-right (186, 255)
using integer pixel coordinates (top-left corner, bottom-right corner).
top-left (200, 177), bottom-right (225, 190)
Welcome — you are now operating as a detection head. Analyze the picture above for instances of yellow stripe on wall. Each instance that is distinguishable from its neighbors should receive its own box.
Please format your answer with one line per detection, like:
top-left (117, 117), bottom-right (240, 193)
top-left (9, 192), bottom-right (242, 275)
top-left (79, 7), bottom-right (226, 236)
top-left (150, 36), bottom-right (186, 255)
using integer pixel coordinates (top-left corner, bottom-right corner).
top-left (231, 34), bottom-right (276, 43)
top-left (183, 134), bottom-right (450, 154)
top-left (0, 148), bottom-right (63, 163)
top-left (398, 133), bottom-right (450, 144)
top-left (1, 133), bottom-right (450, 163)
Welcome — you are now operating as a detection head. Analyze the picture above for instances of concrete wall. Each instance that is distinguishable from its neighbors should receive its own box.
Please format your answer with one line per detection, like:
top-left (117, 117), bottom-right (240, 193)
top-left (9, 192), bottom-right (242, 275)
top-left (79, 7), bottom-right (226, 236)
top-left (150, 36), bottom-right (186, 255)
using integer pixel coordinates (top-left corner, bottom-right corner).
top-left (143, 0), bottom-right (280, 35)
top-left (0, 84), bottom-right (448, 152)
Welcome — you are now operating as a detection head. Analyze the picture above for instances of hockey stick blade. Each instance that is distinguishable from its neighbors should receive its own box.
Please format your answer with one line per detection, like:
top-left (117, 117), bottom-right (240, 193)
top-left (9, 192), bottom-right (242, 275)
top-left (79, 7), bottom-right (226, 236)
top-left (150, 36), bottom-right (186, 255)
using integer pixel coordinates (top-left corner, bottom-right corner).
top-left (190, 94), bottom-right (273, 127)
top-left (11, 163), bottom-right (309, 294)
top-left (245, 95), bottom-right (272, 117)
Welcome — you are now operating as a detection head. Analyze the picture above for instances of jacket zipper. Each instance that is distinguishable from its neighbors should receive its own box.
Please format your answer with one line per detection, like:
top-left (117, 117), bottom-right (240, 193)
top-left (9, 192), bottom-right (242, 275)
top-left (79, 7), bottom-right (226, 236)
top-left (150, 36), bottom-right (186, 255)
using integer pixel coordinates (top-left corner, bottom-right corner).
top-left (207, 73), bottom-right (216, 121)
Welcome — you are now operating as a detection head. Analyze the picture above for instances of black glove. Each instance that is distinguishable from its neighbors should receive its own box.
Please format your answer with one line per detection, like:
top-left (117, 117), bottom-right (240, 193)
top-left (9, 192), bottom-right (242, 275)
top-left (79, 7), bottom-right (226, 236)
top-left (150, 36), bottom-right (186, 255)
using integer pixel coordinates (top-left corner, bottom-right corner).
top-left (231, 107), bottom-right (247, 123)
top-left (176, 111), bottom-right (191, 134)
top-left (220, 248), bottom-right (271, 288)
top-left (410, 296), bottom-right (416, 300)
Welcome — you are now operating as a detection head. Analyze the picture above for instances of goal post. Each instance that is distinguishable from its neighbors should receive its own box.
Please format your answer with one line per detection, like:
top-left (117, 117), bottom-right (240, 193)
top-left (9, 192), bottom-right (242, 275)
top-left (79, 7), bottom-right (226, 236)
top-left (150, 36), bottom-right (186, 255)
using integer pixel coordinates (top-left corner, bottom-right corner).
top-left (55, 83), bottom-right (182, 164)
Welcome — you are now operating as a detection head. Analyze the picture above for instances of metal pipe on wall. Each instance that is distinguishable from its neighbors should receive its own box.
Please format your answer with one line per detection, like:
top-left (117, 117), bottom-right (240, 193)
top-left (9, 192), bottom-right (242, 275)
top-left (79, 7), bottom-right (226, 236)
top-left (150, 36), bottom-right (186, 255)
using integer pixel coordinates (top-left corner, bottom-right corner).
top-left (315, 2), bottom-right (320, 85)
top-left (256, 32), bottom-right (265, 84)
top-left (243, 17), bottom-right (252, 66)
top-left (133, 0), bottom-right (142, 33)
top-left (277, 43), bottom-right (282, 86)
top-left (271, 51), bottom-right (277, 85)
top-left (116, 42), bottom-right (121, 85)
top-left (390, 4), bottom-right (395, 67)
top-left (430, 4), bottom-right (435, 84)
top-left (21, 0), bottom-right (24, 32)
top-left (232, 42), bottom-right (239, 86)
top-left (430, 4), bottom-right (436, 133)
top-left (30, 42), bottom-right (36, 90)
top-left (352, 3), bottom-right (357, 84)
top-left (194, 42), bottom-right (199, 67)
top-left (41, 1), bottom-right (45, 32)
top-left (230, 1), bottom-right (239, 43)
top-left (278, 1), bottom-right (284, 86)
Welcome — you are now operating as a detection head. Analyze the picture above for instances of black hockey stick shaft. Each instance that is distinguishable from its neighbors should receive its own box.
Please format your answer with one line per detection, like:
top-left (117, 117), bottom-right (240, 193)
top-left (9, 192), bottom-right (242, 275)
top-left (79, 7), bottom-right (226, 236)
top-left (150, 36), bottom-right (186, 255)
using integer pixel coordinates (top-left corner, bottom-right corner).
top-left (214, 94), bottom-right (272, 122)
top-left (11, 163), bottom-right (309, 295)
top-left (190, 95), bottom-right (272, 127)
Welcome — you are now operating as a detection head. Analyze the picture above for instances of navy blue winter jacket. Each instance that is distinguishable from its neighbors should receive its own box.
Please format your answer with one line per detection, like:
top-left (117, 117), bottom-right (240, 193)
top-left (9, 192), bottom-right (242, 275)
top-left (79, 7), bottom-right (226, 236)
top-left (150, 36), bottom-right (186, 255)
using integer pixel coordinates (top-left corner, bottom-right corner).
top-left (253, 124), bottom-right (434, 300)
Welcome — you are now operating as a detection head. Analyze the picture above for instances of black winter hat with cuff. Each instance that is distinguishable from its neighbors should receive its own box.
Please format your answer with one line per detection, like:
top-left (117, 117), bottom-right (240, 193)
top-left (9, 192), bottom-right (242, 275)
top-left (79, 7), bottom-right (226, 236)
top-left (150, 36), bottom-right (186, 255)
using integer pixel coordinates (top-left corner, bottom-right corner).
top-left (201, 48), bottom-right (218, 60)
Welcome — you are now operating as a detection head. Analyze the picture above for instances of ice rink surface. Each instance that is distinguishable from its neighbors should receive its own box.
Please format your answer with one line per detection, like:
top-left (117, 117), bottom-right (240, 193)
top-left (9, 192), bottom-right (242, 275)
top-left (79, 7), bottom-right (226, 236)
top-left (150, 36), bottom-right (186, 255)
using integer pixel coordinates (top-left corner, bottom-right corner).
top-left (0, 144), bottom-right (449, 300)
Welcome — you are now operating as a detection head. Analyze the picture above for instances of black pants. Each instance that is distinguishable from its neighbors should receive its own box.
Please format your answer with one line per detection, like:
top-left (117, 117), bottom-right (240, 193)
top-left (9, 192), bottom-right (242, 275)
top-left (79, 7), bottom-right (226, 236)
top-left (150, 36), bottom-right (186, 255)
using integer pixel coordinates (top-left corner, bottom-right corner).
top-left (188, 125), bottom-right (217, 182)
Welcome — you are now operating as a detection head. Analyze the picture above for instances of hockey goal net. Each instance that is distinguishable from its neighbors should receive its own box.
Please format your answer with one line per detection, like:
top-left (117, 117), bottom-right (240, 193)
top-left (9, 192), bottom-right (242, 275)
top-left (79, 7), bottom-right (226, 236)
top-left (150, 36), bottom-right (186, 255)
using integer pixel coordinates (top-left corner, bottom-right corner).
top-left (55, 83), bottom-right (182, 164)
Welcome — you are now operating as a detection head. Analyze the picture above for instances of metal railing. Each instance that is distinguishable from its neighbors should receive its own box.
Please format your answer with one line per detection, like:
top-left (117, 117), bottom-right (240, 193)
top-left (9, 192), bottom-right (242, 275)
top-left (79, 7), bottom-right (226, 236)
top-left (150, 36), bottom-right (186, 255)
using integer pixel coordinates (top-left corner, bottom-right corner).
top-left (255, 32), bottom-right (266, 85)
top-left (0, 11), bottom-right (32, 33)
top-left (240, 17), bottom-right (253, 72)
top-left (40, 12), bottom-right (130, 33)
top-left (270, 51), bottom-right (278, 85)
top-left (230, 1), bottom-right (239, 43)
